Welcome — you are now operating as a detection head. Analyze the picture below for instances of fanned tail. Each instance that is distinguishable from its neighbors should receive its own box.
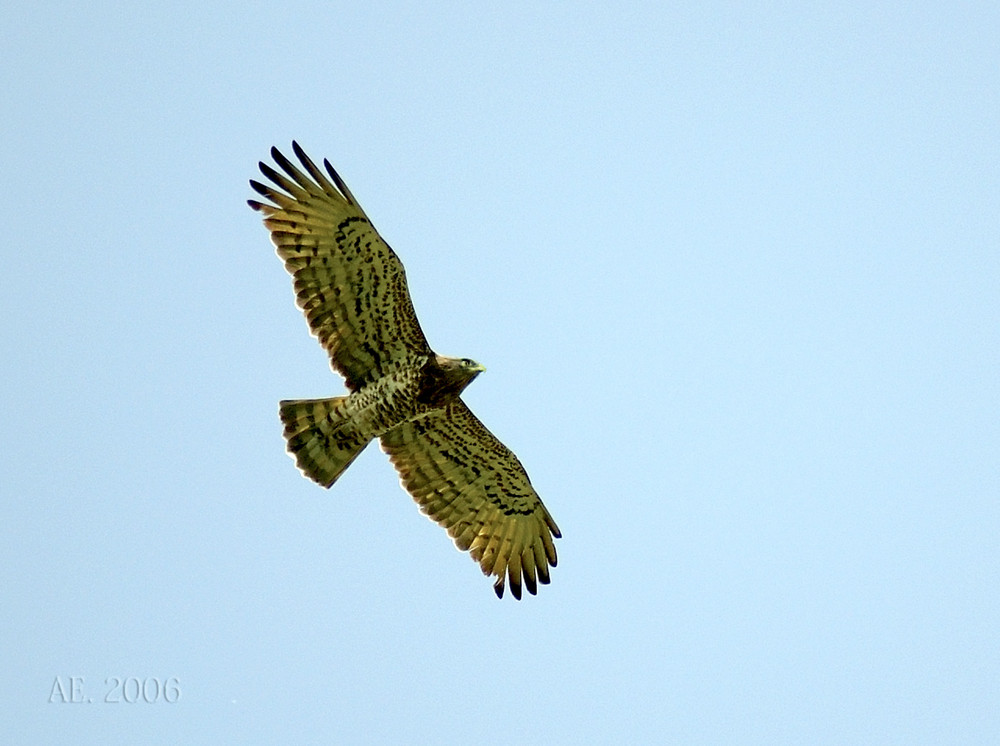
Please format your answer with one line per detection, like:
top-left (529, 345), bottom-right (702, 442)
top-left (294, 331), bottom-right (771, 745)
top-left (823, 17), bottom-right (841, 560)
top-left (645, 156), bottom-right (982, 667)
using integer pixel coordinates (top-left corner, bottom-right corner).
top-left (279, 397), bottom-right (371, 487)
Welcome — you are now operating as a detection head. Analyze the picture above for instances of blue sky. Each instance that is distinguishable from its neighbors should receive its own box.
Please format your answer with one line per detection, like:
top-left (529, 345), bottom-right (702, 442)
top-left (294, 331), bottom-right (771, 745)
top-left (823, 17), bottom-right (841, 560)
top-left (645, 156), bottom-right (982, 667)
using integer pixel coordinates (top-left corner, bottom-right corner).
top-left (3, 2), bottom-right (998, 743)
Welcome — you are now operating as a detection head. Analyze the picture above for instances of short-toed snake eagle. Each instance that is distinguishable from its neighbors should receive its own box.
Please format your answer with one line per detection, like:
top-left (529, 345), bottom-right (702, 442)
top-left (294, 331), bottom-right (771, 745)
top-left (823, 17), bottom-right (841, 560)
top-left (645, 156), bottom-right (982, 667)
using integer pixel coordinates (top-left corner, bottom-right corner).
top-left (249, 143), bottom-right (560, 599)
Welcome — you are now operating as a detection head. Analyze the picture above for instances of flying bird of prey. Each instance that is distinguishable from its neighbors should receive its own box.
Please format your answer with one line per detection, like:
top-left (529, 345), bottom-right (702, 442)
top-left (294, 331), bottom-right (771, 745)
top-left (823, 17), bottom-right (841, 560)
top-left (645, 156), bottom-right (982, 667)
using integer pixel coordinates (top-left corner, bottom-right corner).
top-left (248, 143), bottom-right (560, 599)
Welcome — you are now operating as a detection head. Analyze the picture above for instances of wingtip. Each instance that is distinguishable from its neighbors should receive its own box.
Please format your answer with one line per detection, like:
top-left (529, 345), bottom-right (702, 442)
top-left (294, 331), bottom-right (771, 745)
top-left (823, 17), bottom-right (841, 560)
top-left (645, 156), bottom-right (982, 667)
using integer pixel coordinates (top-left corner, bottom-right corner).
top-left (248, 178), bottom-right (272, 197)
top-left (323, 158), bottom-right (341, 183)
top-left (523, 573), bottom-right (538, 597)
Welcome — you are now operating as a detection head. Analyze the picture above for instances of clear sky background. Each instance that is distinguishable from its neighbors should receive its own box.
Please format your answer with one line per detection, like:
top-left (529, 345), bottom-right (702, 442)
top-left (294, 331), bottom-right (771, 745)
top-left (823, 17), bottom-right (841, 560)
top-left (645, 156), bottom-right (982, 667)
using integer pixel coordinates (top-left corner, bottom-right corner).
top-left (3, 2), bottom-right (998, 743)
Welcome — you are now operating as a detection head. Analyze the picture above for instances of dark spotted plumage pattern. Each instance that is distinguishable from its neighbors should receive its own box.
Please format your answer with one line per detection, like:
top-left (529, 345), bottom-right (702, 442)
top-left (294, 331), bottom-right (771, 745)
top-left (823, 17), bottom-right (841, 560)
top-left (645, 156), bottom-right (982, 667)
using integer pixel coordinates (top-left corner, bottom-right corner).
top-left (249, 143), bottom-right (561, 599)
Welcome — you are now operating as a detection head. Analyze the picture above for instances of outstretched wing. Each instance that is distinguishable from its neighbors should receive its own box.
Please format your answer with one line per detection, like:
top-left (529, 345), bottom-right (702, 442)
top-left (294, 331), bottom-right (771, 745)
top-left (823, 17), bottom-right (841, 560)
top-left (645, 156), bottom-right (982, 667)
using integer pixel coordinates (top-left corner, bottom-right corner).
top-left (380, 401), bottom-right (561, 599)
top-left (249, 142), bottom-right (431, 390)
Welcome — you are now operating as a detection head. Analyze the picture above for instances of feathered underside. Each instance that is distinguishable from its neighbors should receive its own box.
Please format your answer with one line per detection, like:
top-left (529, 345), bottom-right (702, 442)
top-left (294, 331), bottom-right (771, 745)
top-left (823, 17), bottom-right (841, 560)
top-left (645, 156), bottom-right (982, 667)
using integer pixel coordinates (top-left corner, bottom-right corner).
top-left (250, 142), bottom-right (561, 599)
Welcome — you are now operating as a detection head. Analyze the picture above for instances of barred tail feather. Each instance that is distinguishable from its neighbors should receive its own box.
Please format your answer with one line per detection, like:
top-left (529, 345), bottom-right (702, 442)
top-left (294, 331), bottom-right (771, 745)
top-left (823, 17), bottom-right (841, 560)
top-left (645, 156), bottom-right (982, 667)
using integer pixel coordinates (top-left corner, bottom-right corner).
top-left (279, 397), bottom-right (371, 487)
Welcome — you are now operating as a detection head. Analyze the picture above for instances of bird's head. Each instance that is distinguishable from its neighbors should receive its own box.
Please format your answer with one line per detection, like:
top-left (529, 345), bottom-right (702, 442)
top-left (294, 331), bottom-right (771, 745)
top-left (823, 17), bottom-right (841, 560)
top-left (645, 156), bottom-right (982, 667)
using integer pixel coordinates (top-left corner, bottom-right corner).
top-left (434, 355), bottom-right (486, 393)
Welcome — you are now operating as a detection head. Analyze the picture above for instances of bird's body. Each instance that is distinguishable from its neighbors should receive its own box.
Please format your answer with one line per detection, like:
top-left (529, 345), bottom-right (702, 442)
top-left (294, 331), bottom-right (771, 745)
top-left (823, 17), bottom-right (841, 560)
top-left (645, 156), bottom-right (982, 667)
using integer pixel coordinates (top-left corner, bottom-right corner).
top-left (249, 143), bottom-right (560, 599)
top-left (278, 354), bottom-right (482, 487)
